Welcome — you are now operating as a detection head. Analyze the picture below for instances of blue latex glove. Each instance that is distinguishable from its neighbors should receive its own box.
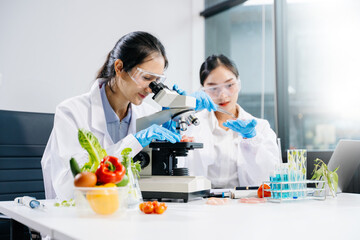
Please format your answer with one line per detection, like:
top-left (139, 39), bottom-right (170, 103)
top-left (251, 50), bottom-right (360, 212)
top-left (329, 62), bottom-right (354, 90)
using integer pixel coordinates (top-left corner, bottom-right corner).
top-left (223, 119), bottom-right (257, 138)
top-left (134, 124), bottom-right (181, 147)
top-left (173, 84), bottom-right (217, 112)
top-left (190, 91), bottom-right (217, 112)
top-left (162, 120), bottom-right (178, 134)
top-left (172, 84), bottom-right (187, 95)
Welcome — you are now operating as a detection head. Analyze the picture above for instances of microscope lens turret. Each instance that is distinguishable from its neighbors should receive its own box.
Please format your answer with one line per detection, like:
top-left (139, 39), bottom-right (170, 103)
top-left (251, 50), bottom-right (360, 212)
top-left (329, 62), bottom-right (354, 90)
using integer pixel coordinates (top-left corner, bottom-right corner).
top-left (179, 116), bottom-right (188, 131)
top-left (187, 114), bottom-right (200, 126)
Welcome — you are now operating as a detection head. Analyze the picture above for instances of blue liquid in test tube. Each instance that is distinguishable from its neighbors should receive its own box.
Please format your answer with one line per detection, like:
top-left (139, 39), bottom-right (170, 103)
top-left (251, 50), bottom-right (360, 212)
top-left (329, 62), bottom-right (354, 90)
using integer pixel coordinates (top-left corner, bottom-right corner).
top-left (290, 169), bottom-right (297, 199)
top-left (269, 176), bottom-right (274, 199)
top-left (281, 164), bottom-right (289, 199)
top-left (276, 172), bottom-right (282, 199)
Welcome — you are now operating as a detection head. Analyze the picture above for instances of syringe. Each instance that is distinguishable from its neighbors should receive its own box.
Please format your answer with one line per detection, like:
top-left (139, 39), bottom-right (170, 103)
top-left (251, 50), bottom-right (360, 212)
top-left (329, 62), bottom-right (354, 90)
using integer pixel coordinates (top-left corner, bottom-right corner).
top-left (14, 196), bottom-right (45, 209)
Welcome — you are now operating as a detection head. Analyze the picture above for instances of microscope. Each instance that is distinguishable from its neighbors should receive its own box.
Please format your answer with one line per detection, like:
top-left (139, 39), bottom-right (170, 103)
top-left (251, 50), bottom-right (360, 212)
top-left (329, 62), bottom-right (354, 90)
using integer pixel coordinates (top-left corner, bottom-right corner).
top-left (134, 82), bottom-right (211, 202)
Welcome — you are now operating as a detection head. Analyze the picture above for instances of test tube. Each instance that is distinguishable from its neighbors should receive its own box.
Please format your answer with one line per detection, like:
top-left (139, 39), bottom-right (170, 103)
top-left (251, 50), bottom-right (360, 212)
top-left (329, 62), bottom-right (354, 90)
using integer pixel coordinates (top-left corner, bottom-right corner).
top-left (281, 163), bottom-right (289, 199)
top-left (275, 164), bottom-right (282, 199)
top-left (269, 171), bottom-right (276, 199)
top-left (288, 150), bottom-right (298, 199)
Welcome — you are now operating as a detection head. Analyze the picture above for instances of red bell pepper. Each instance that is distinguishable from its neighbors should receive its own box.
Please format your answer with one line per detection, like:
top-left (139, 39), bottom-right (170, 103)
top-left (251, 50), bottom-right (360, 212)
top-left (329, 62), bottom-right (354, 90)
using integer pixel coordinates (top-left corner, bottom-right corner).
top-left (95, 156), bottom-right (126, 184)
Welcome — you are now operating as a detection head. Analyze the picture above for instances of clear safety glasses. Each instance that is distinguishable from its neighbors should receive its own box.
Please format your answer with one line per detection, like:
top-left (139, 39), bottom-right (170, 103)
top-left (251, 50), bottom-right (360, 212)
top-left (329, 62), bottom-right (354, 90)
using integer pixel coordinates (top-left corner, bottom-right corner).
top-left (202, 80), bottom-right (240, 99)
top-left (128, 67), bottom-right (166, 87)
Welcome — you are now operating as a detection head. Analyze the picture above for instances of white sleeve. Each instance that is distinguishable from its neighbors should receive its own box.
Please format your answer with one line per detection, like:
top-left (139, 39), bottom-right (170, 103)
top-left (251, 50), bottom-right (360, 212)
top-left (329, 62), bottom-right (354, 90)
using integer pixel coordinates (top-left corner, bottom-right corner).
top-left (41, 106), bottom-right (87, 200)
top-left (41, 106), bottom-right (143, 200)
top-left (237, 120), bottom-right (280, 186)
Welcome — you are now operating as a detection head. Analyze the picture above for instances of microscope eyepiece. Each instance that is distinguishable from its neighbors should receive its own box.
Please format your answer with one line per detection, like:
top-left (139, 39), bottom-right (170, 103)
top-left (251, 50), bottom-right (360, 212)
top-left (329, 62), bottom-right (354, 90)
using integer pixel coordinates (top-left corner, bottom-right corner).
top-left (149, 81), bottom-right (168, 95)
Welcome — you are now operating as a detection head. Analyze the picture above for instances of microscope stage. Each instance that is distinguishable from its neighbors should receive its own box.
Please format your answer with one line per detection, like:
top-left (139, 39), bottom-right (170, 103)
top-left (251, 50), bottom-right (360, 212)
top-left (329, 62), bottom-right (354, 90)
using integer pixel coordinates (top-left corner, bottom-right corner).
top-left (139, 176), bottom-right (211, 202)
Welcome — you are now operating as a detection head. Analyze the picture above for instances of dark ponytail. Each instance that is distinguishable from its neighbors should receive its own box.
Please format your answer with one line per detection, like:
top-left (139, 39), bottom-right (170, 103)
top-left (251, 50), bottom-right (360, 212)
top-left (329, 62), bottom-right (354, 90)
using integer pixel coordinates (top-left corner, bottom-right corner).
top-left (97, 31), bottom-right (168, 80)
top-left (199, 54), bottom-right (239, 86)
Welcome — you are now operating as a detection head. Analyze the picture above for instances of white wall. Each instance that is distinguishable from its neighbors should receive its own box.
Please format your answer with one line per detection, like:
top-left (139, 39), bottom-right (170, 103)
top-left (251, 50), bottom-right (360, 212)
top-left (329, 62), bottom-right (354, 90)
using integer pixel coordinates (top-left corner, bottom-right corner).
top-left (0, 0), bottom-right (204, 113)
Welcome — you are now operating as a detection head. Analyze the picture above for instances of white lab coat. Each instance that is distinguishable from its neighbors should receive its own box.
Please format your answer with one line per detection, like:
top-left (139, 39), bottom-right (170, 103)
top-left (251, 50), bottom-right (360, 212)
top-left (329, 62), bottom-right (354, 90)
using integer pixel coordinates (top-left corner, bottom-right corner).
top-left (41, 79), bottom-right (157, 200)
top-left (183, 105), bottom-right (280, 188)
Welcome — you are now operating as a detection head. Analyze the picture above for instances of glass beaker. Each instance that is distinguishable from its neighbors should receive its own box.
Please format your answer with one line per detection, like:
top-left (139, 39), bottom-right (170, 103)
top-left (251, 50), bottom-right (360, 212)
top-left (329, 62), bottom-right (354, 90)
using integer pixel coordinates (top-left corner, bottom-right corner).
top-left (126, 164), bottom-right (143, 209)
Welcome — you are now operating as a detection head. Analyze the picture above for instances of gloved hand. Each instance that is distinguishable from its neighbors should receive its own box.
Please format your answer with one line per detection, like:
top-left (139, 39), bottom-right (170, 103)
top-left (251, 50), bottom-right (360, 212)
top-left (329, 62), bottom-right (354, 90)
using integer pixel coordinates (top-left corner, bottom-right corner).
top-left (134, 124), bottom-right (181, 148)
top-left (190, 91), bottom-right (217, 112)
top-left (162, 120), bottom-right (178, 134)
top-left (172, 84), bottom-right (217, 112)
top-left (172, 84), bottom-right (187, 95)
top-left (223, 119), bottom-right (257, 138)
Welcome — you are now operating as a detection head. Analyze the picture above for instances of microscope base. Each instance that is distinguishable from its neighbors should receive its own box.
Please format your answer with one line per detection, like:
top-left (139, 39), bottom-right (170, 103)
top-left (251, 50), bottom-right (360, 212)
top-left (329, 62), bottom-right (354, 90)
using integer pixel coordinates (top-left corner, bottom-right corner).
top-left (138, 176), bottom-right (211, 202)
top-left (141, 190), bottom-right (210, 203)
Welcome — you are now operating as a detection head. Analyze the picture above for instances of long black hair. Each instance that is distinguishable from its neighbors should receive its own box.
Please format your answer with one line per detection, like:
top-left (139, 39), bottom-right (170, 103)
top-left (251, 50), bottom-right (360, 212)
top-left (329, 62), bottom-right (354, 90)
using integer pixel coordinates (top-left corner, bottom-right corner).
top-left (97, 31), bottom-right (168, 82)
top-left (199, 54), bottom-right (239, 86)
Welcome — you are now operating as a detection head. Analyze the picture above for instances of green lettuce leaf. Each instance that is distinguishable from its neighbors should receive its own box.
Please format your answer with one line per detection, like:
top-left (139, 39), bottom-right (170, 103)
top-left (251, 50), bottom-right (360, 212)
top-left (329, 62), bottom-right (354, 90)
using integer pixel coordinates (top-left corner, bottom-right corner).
top-left (120, 148), bottom-right (141, 178)
top-left (78, 129), bottom-right (107, 172)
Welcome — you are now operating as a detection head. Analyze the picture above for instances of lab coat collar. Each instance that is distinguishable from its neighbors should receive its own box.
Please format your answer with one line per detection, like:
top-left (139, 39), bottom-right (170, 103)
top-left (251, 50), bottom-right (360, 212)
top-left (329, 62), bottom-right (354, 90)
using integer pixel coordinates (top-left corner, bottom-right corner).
top-left (90, 79), bottom-right (112, 143)
top-left (90, 79), bottom-right (149, 140)
top-left (128, 103), bottom-right (140, 134)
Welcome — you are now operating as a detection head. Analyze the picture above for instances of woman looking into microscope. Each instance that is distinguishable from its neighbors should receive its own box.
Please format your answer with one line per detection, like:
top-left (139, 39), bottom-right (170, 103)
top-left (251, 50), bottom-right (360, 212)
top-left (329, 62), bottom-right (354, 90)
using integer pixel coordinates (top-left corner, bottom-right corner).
top-left (41, 31), bottom-right (216, 200)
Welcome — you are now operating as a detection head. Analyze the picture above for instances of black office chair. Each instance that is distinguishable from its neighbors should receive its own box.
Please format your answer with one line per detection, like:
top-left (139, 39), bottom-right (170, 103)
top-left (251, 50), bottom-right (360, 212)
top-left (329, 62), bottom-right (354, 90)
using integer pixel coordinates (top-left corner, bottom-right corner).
top-left (0, 110), bottom-right (54, 240)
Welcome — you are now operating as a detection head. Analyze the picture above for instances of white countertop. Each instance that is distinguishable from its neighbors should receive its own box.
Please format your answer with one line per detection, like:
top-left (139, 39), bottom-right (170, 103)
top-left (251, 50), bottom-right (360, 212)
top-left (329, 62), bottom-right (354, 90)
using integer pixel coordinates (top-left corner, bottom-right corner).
top-left (1, 193), bottom-right (360, 240)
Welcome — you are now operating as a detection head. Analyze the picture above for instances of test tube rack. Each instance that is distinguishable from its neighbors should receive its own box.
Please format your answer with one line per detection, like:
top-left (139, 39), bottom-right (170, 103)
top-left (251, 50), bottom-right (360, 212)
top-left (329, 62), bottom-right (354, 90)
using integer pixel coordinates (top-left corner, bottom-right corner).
top-left (262, 180), bottom-right (326, 203)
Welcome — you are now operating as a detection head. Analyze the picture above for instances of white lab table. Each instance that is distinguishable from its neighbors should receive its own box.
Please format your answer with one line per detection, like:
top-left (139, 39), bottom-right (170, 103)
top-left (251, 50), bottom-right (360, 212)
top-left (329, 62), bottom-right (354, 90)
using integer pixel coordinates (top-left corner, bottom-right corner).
top-left (0, 193), bottom-right (359, 240)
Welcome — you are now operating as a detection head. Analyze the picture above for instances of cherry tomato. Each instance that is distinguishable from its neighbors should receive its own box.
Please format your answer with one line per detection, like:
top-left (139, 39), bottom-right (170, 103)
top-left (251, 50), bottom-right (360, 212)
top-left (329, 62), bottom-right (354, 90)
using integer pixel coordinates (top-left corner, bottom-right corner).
top-left (257, 184), bottom-right (271, 198)
top-left (139, 201), bottom-right (167, 214)
top-left (143, 203), bottom-right (154, 214)
top-left (154, 205), bottom-right (166, 214)
top-left (139, 202), bottom-right (145, 211)
top-left (159, 202), bottom-right (167, 210)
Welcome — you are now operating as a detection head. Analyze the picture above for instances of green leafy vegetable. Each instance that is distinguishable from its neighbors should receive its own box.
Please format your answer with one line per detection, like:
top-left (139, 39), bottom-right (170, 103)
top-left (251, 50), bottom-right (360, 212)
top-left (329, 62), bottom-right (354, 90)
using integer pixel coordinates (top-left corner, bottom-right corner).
top-left (311, 158), bottom-right (339, 197)
top-left (78, 129), bottom-right (107, 173)
top-left (120, 148), bottom-right (141, 179)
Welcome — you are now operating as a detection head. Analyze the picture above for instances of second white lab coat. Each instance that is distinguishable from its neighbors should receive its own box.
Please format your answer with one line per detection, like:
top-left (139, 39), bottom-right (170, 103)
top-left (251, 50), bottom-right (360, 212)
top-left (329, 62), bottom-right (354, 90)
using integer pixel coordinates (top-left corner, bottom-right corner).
top-left (183, 105), bottom-right (280, 188)
top-left (41, 79), bottom-right (157, 200)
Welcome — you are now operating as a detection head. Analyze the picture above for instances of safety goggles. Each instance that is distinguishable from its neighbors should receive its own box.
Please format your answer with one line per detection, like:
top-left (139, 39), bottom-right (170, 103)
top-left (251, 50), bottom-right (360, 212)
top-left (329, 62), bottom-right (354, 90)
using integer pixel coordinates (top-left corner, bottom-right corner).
top-left (201, 80), bottom-right (240, 99)
top-left (128, 67), bottom-right (166, 87)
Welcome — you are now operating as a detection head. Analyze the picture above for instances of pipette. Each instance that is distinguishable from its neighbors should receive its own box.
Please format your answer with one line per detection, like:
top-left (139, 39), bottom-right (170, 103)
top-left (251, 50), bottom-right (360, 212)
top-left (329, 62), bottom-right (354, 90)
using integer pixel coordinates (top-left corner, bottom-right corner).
top-left (216, 107), bottom-right (237, 119)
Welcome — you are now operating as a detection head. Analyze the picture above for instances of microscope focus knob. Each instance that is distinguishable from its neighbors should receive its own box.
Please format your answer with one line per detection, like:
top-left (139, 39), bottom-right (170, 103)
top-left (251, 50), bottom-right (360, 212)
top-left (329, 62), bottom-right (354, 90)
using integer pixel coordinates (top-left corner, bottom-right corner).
top-left (133, 151), bottom-right (150, 169)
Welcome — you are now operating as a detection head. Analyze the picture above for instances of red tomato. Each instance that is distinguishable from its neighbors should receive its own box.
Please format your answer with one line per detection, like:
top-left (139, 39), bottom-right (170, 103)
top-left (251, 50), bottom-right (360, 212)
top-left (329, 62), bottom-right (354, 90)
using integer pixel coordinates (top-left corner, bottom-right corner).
top-left (139, 201), bottom-right (167, 214)
top-left (257, 184), bottom-right (271, 198)
top-left (154, 205), bottom-right (166, 214)
top-left (139, 203), bottom-right (145, 212)
top-left (143, 203), bottom-right (154, 214)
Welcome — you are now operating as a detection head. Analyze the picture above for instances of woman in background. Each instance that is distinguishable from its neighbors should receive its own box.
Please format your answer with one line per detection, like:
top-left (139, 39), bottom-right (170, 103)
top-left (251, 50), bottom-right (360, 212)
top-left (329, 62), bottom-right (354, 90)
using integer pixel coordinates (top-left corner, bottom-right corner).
top-left (184, 54), bottom-right (279, 189)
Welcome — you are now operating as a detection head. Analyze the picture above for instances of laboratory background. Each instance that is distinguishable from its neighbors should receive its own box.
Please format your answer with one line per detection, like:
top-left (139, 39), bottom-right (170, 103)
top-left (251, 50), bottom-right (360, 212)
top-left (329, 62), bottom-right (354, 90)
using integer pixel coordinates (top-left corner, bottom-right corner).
top-left (1, 0), bottom-right (360, 239)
